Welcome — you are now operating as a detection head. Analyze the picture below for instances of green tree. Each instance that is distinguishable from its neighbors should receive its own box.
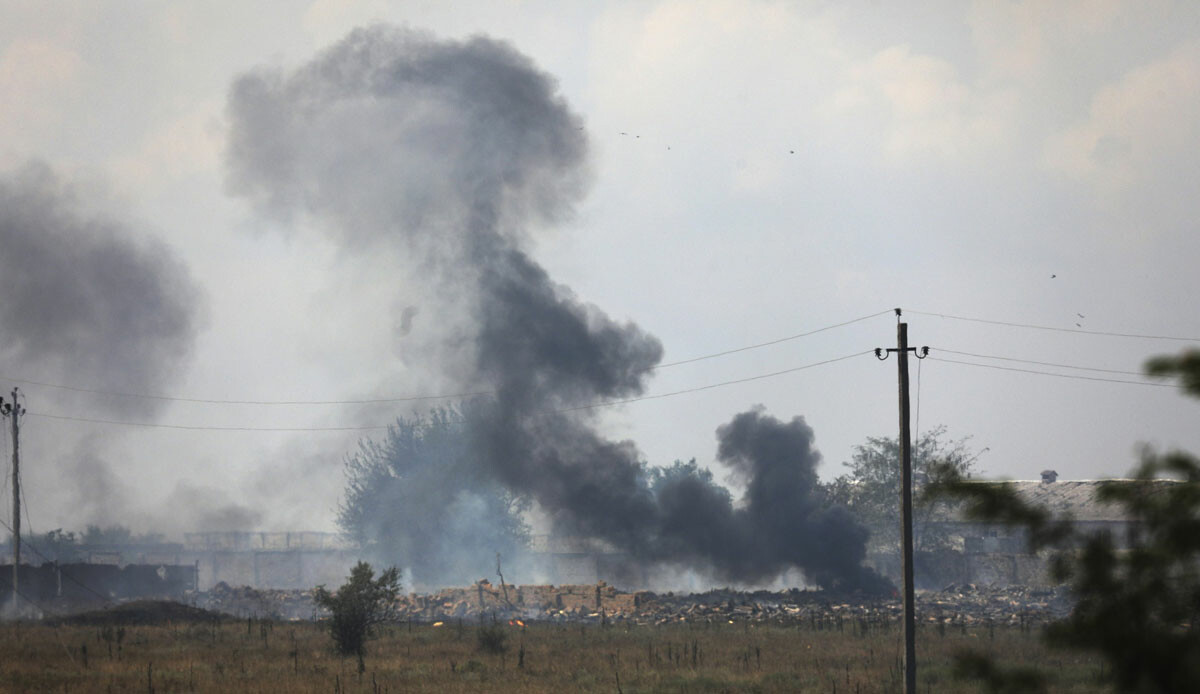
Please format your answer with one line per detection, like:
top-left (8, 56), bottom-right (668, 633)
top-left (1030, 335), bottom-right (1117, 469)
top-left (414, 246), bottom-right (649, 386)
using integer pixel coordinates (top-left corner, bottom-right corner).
top-left (647, 458), bottom-right (725, 499)
top-left (338, 407), bottom-right (530, 587)
top-left (929, 347), bottom-right (1200, 693)
top-left (314, 561), bottom-right (401, 659)
top-left (31, 529), bottom-right (80, 563)
top-left (826, 426), bottom-right (984, 552)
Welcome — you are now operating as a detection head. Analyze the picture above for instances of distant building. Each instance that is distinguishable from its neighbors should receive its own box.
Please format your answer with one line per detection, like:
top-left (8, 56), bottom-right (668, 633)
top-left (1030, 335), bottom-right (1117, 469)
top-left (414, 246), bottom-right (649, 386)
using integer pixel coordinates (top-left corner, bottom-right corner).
top-left (913, 477), bottom-right (1182, 587)
top-left (182, 532), bottom-right (357, 590)
top-left (3, 531), bottom-right (358, 591)
top-left (527, 535), bottom-right (646, 588)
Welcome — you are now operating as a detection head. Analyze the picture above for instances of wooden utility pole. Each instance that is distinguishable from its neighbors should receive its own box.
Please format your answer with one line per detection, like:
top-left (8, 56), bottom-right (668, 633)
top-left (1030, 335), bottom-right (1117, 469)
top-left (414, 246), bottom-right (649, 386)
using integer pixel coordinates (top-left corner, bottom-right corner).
top-left (876, 311), bottom-right (927, 694)
top-left (1, 389), bottom-right (19, 614)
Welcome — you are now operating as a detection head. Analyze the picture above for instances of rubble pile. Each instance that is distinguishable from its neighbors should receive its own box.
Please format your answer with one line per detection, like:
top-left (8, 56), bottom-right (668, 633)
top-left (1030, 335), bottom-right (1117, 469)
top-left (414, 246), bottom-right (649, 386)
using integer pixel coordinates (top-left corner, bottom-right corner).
top-left (397, 580), bottom-right (639, 622)
top-left (192, 581), bottom-right (319, 620)
top-left (188, 579), bottom-right (1074, 627)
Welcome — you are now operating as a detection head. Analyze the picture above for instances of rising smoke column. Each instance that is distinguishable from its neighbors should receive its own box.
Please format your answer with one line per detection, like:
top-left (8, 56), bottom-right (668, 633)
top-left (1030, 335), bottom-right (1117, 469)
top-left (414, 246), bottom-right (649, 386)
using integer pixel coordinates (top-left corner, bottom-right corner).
top-left (0, 161), bottom-right (202, 419)
top-left (0, 160), bottom-right (205, 531)
top-left (709, 408), bottom-right (886, 591)
top-left (226, 25), bottom-right (885, 591)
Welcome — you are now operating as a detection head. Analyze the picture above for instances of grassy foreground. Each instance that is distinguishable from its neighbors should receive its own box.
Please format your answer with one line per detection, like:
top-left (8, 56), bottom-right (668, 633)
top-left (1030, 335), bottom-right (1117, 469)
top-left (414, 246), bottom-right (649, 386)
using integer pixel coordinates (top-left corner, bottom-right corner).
top-left (0, 617), bottom-right (1106, 693)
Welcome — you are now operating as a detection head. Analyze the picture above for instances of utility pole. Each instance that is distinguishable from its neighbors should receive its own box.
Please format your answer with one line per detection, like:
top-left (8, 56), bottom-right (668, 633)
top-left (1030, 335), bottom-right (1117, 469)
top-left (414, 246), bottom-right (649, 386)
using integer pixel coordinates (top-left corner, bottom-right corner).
top-left (876, 310), bottom-right (927, 694)
top-left (1, 390), bottom-right (18, 614)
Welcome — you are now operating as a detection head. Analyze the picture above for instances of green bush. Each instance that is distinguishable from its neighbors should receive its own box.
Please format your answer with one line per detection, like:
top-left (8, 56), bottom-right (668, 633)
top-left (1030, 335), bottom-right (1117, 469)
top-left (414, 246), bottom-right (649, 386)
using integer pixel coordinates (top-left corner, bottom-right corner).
top-left (313, 561), bottom-right (400, 657)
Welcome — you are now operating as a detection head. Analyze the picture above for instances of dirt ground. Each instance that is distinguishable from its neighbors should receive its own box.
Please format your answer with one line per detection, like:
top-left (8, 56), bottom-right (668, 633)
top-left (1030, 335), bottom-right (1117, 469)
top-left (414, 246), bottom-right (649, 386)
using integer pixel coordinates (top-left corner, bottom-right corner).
top-left (0, 614), bottom-right (1105, 693)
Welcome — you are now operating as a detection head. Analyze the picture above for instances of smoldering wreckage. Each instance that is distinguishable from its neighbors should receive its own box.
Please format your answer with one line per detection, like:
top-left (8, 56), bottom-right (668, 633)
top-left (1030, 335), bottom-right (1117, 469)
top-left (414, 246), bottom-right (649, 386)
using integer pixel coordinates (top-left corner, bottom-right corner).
top-left (191, 579), bottom-right (1073, 632)
top-left (0, 27), bottom-right (1087, 628)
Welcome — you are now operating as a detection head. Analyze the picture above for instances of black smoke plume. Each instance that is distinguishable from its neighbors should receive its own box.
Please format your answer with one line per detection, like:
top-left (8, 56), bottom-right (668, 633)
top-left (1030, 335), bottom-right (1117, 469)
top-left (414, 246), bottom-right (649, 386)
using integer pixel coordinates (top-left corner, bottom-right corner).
top-left (0, 161), bottom-right (201, 419)
top-left (226, 25), bottom-right (884, 591)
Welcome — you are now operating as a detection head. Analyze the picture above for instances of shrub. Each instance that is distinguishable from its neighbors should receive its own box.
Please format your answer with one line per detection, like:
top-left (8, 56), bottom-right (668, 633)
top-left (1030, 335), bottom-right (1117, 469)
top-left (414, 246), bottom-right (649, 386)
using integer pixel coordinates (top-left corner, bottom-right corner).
top-left (314, 561), bottom-right (401, 657)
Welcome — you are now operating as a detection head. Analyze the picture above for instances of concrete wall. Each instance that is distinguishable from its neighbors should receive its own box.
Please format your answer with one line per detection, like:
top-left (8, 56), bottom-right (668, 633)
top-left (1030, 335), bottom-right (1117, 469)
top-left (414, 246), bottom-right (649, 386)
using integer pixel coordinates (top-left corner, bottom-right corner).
top-left (184, 532), bottom-right (347, 552)
top-left (0, 563), bottom-right (196, 603)
top-left (195, 549), bottom-right (357, 590)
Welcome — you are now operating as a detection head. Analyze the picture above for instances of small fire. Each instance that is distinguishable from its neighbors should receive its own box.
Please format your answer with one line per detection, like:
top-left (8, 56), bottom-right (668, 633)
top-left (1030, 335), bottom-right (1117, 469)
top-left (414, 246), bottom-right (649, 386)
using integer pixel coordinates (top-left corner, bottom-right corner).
top-left (432, 621), bottom-right (444, 627)
top-left (509, 619), bottom-right (526, 627)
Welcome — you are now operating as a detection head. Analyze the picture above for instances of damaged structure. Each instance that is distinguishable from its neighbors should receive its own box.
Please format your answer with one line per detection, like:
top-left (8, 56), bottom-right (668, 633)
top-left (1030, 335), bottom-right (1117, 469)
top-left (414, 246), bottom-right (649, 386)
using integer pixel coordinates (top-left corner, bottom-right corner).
top-left (875, 475), bottom-right (1182, 588)
top-left (1, 531), bottom-right (357, 594)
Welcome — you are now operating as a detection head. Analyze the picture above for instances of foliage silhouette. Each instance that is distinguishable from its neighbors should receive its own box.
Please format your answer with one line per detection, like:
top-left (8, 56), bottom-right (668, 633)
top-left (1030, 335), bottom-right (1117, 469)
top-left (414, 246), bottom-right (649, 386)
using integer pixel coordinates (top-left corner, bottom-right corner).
top-left (928, 348), bottom-right (1200, 692)
top-left (314, 561), bottom-right (401, 658)
top-left (825, 426), bottom-right (983, 552)
top-left (338, 407), bottom-right (530, 586)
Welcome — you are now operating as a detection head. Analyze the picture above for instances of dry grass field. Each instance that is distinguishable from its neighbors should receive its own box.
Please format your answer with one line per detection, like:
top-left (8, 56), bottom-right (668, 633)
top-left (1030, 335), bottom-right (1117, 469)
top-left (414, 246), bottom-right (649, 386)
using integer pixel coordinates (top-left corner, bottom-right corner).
top-left (0, 614), bottom-right (1106, 693)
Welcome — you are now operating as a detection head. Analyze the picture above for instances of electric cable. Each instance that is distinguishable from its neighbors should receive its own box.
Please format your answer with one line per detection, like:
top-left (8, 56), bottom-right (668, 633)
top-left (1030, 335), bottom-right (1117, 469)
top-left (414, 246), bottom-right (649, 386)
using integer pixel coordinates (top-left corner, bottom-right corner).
top-left (23, 413), bottom-right (391, 432)
top-left (0, 376), bottom-right (491, 406)
top-left (910, 310), bottom-right (1200, 343)
top-left (928, 356), bottom-right (1181, 389)
top-left (649, 309), bottom-right (891, 369)
top-left (0, 515), bottom-right (114, 606)
top-left (562, 350), bottom-right (872, 413)
top-left (24, 350), bottom-right (873, 430)
top-left (932, 348), bottom-right (1147, 377)
top-left (0, 309), bottom-right (892, 407)
top-left (6, 582), bottom-right (69, 618)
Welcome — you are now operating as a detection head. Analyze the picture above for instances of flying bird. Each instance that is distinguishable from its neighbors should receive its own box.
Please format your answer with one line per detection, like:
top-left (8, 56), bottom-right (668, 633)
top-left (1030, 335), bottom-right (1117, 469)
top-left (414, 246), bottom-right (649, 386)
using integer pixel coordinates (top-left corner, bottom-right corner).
top-left (1077, 313), bottom-right (1085, 318)
top-left (1051, 274), bottom-right (1057, 278)
top-left (1075, 323), bottom-right (1082, 327)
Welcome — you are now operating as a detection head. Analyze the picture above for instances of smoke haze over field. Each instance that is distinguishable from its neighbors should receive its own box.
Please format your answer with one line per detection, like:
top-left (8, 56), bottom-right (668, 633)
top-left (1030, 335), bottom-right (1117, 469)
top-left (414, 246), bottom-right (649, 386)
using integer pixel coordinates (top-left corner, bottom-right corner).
top-left (5, 3), bottom-right (1200, 589)
top-left (0, 162), bottom-right (201, 420)
top-left (226, 25), bottom-right (883, 590)
top-left (0, 162), bottom-right (212, 532)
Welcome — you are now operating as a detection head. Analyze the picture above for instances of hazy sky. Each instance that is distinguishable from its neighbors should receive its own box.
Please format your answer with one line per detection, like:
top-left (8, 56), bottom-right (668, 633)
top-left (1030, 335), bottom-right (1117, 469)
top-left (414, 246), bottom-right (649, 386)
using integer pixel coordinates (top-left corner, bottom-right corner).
top-left (2, 0), bottom-right (1199, 535)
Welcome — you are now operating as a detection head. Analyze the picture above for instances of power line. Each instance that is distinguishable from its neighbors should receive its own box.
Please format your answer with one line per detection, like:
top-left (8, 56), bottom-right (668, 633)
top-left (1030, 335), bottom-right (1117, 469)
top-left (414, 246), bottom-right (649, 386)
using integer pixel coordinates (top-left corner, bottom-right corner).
top-left (24, 412), bottom-right (389, 432)
top-left (563, 351), bottom-right (871, 413)
top-left (0, 309), bottom-right (891, 407)
top-left (910, 310), bottom-right (1200, 343)
top-left (0, 375), bottom-right (491, 406)
top-left (929, 356), bottom-right (1181, 389)
top-left (7, 582), bottom-right (69, 618)
top-left (932, 348), bottom-right (1148, 377)
top-left (24, 350), bottom-right (872, 431)
top-left (650, 309), bottom-right (891, 369)
top-left (0, 516), bottom-right (114, 606)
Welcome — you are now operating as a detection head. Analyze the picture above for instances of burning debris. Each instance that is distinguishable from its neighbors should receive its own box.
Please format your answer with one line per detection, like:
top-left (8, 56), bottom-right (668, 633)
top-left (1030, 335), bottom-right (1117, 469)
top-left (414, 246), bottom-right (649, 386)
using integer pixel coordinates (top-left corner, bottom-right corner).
top-left (388, 580), bottom-right (1071, 628)
top-left (193, 582), bottom-right (319, 621)
top-left (226, 25), bottom-right (885, 591)
top-left (190, 579), bottom-right (1073, 628)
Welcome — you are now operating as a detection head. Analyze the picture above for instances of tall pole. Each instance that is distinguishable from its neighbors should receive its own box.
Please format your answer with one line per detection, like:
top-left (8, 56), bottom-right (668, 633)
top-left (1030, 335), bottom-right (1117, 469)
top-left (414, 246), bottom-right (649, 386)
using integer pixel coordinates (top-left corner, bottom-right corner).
top-left (9, 388), bottom-right (19, 614)
top-left (896, 324), bottom-right (917, 694)
top-left (876, 312), bottom-right (925, 694)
